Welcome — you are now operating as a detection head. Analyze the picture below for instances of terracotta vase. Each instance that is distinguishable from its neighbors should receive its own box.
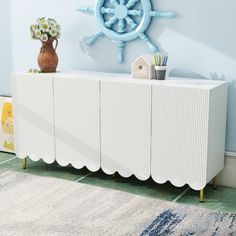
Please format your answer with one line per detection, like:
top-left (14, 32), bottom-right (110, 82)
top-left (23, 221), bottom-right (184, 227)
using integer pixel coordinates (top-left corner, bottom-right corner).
top-left (38, 37), bottom-right (58, 73)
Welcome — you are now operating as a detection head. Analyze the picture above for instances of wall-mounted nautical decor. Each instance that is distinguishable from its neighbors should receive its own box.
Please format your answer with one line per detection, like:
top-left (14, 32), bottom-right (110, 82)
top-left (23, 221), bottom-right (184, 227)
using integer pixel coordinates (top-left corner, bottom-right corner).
top-left (76, 0), bottom-right (176, 63)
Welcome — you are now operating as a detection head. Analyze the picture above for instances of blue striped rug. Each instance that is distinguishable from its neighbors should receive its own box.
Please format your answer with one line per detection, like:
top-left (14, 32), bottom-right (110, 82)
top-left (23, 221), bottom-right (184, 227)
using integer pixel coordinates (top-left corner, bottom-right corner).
top-left (141, 205), bottom-right (236, 236)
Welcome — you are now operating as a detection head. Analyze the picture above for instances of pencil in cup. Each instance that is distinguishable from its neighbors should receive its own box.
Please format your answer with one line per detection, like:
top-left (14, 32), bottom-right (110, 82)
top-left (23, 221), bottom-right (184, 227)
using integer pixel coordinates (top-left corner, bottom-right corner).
top-left (153, 54), bottom-right (168, 66)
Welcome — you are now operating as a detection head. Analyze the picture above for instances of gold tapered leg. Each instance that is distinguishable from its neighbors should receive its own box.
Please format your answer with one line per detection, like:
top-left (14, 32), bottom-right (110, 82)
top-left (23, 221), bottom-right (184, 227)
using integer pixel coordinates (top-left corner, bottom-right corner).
top-left (200, 189), bottom-right (204, 203)
top-left (213, 177), bottom-right (217, 190)
top-left (22, 158), bottom-right (27, 169)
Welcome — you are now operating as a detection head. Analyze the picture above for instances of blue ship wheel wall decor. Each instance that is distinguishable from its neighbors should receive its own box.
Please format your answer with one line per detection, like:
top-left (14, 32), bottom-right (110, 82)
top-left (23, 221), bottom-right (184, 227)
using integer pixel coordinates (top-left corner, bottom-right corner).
top-left (77, 0), bottom-right (176, 63)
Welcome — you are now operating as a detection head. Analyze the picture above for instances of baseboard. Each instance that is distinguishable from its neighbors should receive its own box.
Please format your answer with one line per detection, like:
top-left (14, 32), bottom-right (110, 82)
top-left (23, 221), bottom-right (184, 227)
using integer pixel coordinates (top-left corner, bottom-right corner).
top-left (218, 154), bottom-right (236, 188)
top-left (225, 151), bottom-right (236, 158)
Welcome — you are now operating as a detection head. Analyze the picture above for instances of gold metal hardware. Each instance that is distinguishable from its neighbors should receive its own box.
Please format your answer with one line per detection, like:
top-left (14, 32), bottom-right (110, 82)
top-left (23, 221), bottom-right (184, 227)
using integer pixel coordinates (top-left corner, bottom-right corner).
top-left (213, 177), bottom-right (217, 190)
top-left (200, 189), bottom-right (204, 203)
top-left (22, 158), bottom-right (27, 169)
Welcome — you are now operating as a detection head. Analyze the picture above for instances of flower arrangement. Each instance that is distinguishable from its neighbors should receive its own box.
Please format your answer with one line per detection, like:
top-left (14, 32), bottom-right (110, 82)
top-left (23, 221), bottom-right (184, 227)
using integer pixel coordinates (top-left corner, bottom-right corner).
top-left (30, 17), bottom-right (60, 73)
top-left (30, 17), bottom-right (61, 42)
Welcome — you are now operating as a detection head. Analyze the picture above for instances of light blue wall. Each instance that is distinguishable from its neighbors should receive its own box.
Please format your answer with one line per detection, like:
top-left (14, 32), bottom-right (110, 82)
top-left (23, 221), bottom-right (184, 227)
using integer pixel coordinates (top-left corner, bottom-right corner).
top-left (7, 0), bottom-right (236, 151)
top-left (0, 0), bottom-right (12, 96)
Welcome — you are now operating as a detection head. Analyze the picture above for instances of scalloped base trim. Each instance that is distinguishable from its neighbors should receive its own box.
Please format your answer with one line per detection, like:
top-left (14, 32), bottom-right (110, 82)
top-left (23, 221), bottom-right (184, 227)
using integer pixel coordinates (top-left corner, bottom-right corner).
top-left (101, 167), bottom-right (150, 181)
top-left (151, 176), bottom-right (206, 191)
top-left (16, 154), bottom-right (207, 190)
top-left (17, 154), bottom-right (100, 172)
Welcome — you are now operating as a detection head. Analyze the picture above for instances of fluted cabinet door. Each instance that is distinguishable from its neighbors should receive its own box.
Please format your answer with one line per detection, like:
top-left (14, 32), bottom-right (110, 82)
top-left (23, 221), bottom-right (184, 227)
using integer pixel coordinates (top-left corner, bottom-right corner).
top-left (101, 80), bottom-right (151, 180)
top-left (12, 73), bottom-right (55, 163)
top-left (151, 86), bottom-right (210, 190)
top-left (54, 77), bottom-right (100, 171)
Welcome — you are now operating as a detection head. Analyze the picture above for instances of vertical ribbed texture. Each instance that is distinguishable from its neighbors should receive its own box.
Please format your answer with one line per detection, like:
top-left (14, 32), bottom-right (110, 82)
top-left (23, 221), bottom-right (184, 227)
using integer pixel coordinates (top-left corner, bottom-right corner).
top-left (12, 74), bottom-right (55, 163)
top-left (54, 77), bottom-right (100, 171)
top-left (151, 86), bottom-right (209, 190)
top-left (101, 81), bottom-right (151, 180)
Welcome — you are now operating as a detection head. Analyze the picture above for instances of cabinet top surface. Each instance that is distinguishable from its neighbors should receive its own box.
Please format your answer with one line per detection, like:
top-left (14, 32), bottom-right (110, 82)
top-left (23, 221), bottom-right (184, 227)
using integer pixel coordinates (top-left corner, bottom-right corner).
top-left (14, 71), bottom-right (227, 90)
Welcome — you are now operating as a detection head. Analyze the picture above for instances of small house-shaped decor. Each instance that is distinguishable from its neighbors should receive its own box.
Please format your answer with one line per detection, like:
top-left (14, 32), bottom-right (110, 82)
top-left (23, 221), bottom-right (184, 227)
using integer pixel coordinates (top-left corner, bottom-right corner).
top-left (132, 55), bottom-right (155, 80)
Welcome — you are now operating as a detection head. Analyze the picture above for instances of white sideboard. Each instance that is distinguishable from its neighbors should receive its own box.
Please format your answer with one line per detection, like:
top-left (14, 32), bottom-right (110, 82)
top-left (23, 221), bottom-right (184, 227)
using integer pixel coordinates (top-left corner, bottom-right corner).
top-left (12, 71), bottom-right (228, 192)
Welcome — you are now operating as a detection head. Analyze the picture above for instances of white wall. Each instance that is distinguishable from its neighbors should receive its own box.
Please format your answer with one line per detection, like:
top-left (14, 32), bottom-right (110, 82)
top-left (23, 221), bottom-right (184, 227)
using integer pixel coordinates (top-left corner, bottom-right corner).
top-left (219, 155), bottom-right (236, 188)
top-left (0, 0), bottom-right (12, 96)
top-left (8, 0), bottom-right (236, 152)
